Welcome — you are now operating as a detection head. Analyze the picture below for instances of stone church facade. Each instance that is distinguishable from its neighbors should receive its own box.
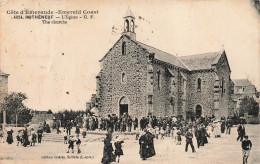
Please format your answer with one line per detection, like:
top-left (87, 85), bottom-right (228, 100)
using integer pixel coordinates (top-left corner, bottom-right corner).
top-left (95, 9), bottom-right (235, 120)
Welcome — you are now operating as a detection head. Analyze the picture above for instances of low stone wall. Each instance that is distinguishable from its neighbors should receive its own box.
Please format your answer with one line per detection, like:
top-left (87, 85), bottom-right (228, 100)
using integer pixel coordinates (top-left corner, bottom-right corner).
top-left (31, 113), bottom-right (54, 124)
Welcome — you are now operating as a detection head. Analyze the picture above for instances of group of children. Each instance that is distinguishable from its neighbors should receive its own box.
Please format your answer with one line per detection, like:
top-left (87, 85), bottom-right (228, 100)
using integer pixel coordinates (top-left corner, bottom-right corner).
top-left (63, 130), bottom-right (81, 154)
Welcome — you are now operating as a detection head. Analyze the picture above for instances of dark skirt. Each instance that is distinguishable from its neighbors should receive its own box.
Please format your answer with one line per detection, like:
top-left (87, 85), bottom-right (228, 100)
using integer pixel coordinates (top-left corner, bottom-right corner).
top-left (115, 148), bottom-right (124, 156)
top-left (7, 134), bottom-right (13, 144)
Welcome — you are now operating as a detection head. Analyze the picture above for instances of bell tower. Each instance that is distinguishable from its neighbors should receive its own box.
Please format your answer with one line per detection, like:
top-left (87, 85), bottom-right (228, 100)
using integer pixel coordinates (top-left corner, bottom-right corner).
top-left (122, 7), bottom-right (136, 41)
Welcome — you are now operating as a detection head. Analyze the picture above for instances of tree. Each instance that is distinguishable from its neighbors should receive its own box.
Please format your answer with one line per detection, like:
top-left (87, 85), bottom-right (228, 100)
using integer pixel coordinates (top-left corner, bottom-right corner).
top-left (17, 107), bottom-right (33, 125)
top-left (1, 92), bottom-right (28, 126)
top-left (238, 96), bottom-right (259, 116)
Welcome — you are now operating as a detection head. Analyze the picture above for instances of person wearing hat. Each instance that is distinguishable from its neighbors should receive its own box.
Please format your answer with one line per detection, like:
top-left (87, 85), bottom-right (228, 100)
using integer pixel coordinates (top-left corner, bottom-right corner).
top-left (241, 135), bottom-right (252, 164)
top-left (37, 126), bottom-right (43, 143)
top-left (101, 133), bottom-right (115, 163)
top-left (145, 128), bottom-right (156, 158)
top-left (139, 130), bottom-right (148, 160)
top-left (194, 126), bottom-right (201, 148)
top-left (237, 122), bottom-right (246, 142)
top-left (76, 136), bottom-right (81, 154)
top-left (185, 128), bottom-right (195, 153)
top-left (114, 135), bottom-right (124, 163)
top-left (6, 129), bottom-right (14, 144)
top-left (67, 135), bottom-right (76, 153)
top-left (75, 124), bottom-right (80, 137)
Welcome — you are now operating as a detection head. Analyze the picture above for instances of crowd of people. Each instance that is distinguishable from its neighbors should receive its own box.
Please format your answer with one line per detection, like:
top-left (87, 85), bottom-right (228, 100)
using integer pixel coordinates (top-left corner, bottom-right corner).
top-left (3, 126), bottom-right (43, 147)
top-left (0, 113), bottom-right (253, 164)
top-left (99, 113), bottom-right (253, 164)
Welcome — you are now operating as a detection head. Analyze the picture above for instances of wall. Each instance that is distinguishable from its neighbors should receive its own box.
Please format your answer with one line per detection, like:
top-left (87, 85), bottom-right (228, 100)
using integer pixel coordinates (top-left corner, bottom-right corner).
top-left (0, 75), bottom-right (8, 111)
top-left (186, 70), bottom-right (215, 117)
top-left (31, 113), bottom-right (54, 124)
top-left (152, 62), bottom-right (188, 117)
top-left (214, 53), bottom-right (234, 119)
top-left (98, 36), bottom-right (149, 120)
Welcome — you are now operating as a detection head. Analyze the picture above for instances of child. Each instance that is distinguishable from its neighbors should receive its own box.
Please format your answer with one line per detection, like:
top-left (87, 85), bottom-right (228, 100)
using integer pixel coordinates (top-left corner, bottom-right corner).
top-left (63, 130), bottom-right (68, 144)
top-left (31, 129), bottom-right (37, 146)
top-left (166, 124), bottom-right (170, 137)
top-left (28, 129), bottom-right (33, 146)
top-left (135, 129), bottom-right (140, 140)
top-left (176, 130), bottom-right (182, 145)
top-left (155, 126), bottom-right (159, 139)
top-left (114, 135), bottom-right (124, 163)
top-left (67, 135), bottom-right (75, 153)
top-left (75, 124), bottom-right (80, 137)
top-left (16, 130), bottom-right (23, 146)
top-left (76, 136), bottom-right (81, 154)
top-left (242, 135), bottom-right (252, 164)
top-left (82, 130), bottom-right (87, 138)
top-left (160, 128), bottom-right (165, 140)
top-left (170, 126), bottom-right (175, 138)
top-left (0, 128), bottom-right (4, 143)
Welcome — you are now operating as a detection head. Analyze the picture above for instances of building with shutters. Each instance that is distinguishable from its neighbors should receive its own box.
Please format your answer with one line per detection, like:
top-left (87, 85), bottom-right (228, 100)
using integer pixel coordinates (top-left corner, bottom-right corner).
top-left (94, 9), bottom-right (235, 120)
top-left (232, 79), bottom-right (259, 112)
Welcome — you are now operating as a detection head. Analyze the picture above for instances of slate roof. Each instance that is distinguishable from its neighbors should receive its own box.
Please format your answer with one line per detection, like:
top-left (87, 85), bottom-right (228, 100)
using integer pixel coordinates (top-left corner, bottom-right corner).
top-left (178, 52), bottom-right (222, 71)
top-left (100, 35), bottom-right (224, 72)
top-left (233, 79), bottom-right (254, 86)
top-left (136, 41), bottom-right (188, 70)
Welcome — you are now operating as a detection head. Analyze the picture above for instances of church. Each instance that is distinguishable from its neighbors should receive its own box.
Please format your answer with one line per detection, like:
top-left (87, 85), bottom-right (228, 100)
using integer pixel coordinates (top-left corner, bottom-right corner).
top-left (95, 9), bottom-right (235, 120)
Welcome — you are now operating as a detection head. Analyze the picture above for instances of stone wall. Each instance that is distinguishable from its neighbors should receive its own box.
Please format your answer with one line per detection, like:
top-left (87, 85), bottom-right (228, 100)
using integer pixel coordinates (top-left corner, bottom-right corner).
top-left (31, 113), bottom-right (54, 124)
top-left (98, 36), bottom-right (150, 120)
top-left (186, 70), bottom-right (215, 117)
top-left (214, 53), bottom-right (234, 119)
top-left (152, 62), bottom-right (188, 117)
top-left (97, 37), bottom-right (234, 120)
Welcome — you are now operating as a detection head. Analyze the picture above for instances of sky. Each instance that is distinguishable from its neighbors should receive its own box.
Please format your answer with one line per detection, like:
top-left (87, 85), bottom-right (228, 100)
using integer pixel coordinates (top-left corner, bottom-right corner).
top-left (0, 0), bottom-right (259, 112)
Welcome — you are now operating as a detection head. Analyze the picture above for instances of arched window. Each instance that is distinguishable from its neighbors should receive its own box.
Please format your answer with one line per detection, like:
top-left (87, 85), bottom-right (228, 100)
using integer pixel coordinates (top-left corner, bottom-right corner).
top-left (197, 78), bottom-right (201, 91)
top-left (131, 20), bottom-right (134, 32)
top-left (221, 77), bottom-right (225, 93)
top-left (122, 42), bottom-right (126, 55)
top-left (121, 73), bottom-right (126, 83)
top-left (157, 71), bottom-right (161, 90)
top-left (124, 19), bottom-right (129, 32)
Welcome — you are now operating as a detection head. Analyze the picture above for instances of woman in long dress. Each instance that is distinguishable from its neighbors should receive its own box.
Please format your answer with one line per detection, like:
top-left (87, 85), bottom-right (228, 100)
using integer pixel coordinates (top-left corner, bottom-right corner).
top-left (139, 131), bottom-right (148, 160)
top-left (6, 129), bottom-right (14, 144)
top-left (23, 128), bottom-right (30, 147)
top-left (101, 133), bottom-right (115, 164)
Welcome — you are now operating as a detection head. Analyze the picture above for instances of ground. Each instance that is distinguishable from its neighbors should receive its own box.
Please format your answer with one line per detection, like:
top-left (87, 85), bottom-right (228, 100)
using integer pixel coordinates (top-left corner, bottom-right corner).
top-left (0, 124), bottom-right (259, 164)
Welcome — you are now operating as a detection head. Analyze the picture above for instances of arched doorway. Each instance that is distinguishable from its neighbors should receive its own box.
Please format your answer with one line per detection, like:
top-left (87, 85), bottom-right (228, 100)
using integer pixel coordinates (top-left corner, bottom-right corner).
top-left (195, 105), bottom-right (202, 117)
top-left (119, 96), bottom-right (128, 116)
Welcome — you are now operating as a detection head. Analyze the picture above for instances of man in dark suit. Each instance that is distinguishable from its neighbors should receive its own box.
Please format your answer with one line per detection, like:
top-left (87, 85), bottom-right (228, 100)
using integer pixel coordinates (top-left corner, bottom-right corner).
top-left (194, 126), bottom-right (201, 148)
top-left (37, 127), bottom-right (43, 143)
top-left (237, 122), bottom-right (246, 141)
top-left (185, 128), bottom-right (195, 153)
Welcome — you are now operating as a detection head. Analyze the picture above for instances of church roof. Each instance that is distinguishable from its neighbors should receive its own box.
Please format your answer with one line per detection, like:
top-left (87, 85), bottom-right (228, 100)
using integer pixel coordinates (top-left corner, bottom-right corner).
top-left (100, 35), bottom-right (225, 72)
top-left (136, 41), bottom-right (188, 70)
top-left (0, 69), bottom-right (9, 76)
top-left (178, 52), bottom-right (222, 71)
top-left (233, 79), bottom-right (254, 86)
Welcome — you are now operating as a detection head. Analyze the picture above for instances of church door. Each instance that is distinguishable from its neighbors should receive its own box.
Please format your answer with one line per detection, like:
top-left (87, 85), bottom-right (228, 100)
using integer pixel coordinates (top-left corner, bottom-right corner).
top-left (195, 105), bottom-right (202, 117)
top-left (119, 97), bottom-right (128, 116)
